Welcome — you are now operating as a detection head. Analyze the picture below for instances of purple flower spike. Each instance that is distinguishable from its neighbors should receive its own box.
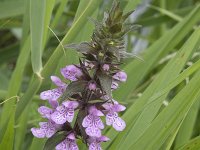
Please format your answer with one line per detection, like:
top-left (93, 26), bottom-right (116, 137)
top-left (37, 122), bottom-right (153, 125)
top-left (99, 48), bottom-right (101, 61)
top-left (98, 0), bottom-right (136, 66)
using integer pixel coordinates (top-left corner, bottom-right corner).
top-left (103, 101), bottom-right (126, 131)
top-left (102, 64), bottom-right (110, 71)
top-left (113, 71), bottom-right (127, 82)
top-left (56, 133), bottom-right (79, 150)
top-left (31, 121), bottom-right (59, 138)
top-left (38, 106), bottom-right (53, 119)
top-left (88, 136), bottom-right (110, 150)
top-left (88, 82), bottom-right (97, 91)
top-left (51, 101), bottom-right (79, 124)
top-left (61, 65), bottom-right (83, 81)
top-left (82, 106), bottom-right (104, 137)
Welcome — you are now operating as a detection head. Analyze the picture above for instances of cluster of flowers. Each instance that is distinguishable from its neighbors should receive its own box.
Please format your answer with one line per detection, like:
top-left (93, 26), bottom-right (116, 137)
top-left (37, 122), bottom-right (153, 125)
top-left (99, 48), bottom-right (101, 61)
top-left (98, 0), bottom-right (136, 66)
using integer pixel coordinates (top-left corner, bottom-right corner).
top-left (31, 64), bottom-right (127, 150)
top-left (31, 1), bottom-right (139, 149)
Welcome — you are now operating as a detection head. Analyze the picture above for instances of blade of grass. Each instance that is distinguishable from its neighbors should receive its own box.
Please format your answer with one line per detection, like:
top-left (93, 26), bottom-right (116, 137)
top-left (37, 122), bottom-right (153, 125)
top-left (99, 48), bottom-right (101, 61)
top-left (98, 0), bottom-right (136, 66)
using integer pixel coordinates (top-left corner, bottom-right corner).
top-left (177, 136), bottom-right (200, 150)
top-left (30, 0), bottom-right (55, 75)
top-left (174, 99), bottom-right (200, 148)
top-left (148, 4), bottom-right (182, 22)
top-left (0, 108), bottom-right (15, 149)
top-left (0, 37), bottom-right (30, 133)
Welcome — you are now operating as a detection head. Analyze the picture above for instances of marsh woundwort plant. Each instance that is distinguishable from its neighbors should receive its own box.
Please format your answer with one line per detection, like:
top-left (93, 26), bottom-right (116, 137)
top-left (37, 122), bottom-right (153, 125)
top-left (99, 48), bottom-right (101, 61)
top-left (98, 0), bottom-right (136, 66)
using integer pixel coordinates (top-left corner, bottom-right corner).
top-left (31, 1), bottom-right (139, 149)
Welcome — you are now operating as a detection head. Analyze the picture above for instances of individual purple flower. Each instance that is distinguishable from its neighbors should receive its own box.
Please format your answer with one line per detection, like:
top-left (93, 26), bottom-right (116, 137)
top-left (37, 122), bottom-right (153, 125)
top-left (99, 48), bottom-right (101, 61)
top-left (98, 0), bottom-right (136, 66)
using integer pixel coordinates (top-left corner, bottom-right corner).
top-left (31, 121), bottom-right (60, 138)
top-left (111, 81), bottom-right (119, 90)
top-left (51, 101), bottom-right (79, 124)
top-left (88, 136), bottom-right (110, 150)
top-left (82, 106), bottom-right (104, 137)
top-left (40, 76), bottom-right (67, 108)
top-left (112, 71), bottom-right (127, 82)
top-left (103, 101), bottom-right (126, 131)
top-left (102, 64), bottom-right (110, 71)
top-left (61, 65), bottom-right (83, 81)
top-left (88, 82), bottom-right (97, 91)
top-left (56, 133), bottom-right (79, 150)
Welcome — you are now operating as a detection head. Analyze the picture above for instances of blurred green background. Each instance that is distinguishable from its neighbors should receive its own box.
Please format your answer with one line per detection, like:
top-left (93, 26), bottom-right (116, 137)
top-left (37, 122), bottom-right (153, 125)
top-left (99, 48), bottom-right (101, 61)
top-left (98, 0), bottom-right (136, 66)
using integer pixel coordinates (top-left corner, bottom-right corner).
top-left (1, 0), bottom-right (200, 150)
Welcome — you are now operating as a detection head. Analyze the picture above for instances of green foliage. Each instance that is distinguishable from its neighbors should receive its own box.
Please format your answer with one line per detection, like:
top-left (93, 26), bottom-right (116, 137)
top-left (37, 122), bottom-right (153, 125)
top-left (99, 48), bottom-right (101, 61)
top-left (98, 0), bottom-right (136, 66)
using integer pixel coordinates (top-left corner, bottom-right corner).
top-left (0, 0), bottom-right (200, 150)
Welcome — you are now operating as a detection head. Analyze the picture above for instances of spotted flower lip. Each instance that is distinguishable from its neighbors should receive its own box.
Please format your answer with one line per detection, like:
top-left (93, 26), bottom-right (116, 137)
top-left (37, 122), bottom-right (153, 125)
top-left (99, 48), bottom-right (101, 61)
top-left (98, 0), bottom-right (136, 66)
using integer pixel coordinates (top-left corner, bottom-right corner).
top-left (103, 101), bottom-right (126, 131)
top-left (61, 65), bottom-right (83, 81)
top-left (56, 133), bottom-right (79, 150)
top-left (31, 121), bottom-right (59, 138)
top-left (51, 101), bottom-right (79, 124)
top-left (88, 136), bottom-right (110, 150)
top-left (113, 71), bottom-right (127, 82)
top-left (82, 106), bottom-right (104, 137)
